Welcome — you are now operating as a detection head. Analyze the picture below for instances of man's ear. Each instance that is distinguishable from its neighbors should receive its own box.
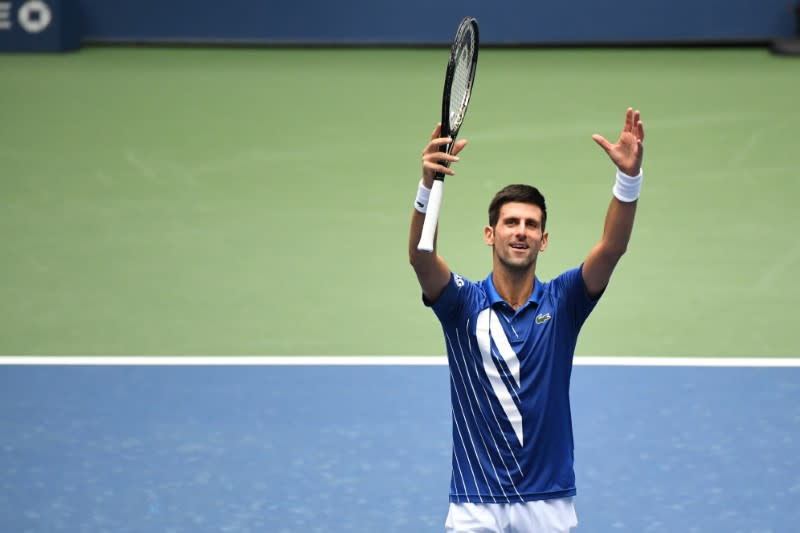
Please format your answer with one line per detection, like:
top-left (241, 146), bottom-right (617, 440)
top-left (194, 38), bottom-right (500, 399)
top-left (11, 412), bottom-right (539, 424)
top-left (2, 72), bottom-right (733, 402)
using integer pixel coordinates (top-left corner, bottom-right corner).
top-left (540, 231), bottom-right (549, 251)
top-left (484, 225), bottom-right (494, 246)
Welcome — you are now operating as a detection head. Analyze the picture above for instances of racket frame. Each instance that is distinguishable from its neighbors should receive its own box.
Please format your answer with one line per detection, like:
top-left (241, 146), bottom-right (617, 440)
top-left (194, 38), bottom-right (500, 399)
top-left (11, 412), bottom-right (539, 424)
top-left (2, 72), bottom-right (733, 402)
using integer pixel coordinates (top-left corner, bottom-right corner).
top-left (418, 17), bottom-right (479, 252)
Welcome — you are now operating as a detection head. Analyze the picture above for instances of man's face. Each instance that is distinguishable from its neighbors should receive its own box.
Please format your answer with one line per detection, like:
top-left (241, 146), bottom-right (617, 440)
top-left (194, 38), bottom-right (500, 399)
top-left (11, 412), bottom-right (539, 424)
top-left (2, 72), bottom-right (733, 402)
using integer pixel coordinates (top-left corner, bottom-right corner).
top-left (484, 202), bottom-right (548, 272)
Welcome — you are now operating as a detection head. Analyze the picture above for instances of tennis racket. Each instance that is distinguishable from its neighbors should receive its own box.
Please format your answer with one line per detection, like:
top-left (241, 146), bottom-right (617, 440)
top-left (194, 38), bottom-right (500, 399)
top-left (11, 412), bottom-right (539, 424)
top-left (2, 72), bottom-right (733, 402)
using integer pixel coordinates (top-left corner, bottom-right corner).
top-left (418, 16), bottom-right (480, 252)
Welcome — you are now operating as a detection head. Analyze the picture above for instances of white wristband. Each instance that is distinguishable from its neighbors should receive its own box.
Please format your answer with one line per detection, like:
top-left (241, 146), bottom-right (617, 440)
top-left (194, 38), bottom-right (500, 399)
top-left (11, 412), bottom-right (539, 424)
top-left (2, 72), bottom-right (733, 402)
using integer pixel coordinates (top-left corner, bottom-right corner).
top-left (414, 180), bottom-right (432, 213)
top-left (612, 168), bottom-right (643, 203)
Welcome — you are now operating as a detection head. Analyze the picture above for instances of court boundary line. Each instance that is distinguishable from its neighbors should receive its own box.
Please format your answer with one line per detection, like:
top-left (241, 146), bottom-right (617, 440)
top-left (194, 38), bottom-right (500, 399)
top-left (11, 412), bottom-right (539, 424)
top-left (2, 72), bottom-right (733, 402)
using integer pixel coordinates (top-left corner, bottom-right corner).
top-left (0, 356), bottom-right (799, 367)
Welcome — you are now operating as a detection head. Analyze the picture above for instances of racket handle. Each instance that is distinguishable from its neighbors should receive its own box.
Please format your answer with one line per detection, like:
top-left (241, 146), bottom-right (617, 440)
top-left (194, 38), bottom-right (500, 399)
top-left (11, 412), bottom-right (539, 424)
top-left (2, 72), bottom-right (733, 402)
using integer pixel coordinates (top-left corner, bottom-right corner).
top-left (417, 180), bottom-right (444, 252)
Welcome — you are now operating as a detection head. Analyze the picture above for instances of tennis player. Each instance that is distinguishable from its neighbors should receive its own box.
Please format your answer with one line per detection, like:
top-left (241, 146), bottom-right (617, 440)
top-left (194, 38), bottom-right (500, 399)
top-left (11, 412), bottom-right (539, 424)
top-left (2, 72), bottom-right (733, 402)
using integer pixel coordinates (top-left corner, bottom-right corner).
top-left (408, 108), bottom-right (645, 532)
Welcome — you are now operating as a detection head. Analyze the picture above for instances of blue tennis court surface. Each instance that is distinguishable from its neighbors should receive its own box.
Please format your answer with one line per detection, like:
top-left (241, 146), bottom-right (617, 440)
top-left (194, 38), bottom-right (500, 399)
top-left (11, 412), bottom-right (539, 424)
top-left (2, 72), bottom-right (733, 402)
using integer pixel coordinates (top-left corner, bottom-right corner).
top-left (1, 363), bottom-right (798, 532)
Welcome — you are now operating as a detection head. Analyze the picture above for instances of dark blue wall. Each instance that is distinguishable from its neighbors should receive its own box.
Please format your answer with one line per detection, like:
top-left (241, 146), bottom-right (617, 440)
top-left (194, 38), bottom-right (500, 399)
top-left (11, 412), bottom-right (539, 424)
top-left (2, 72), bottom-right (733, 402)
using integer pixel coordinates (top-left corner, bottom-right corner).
top-left (0, 0), bottom-right (796, 51)
top-left (79, 0), bottom-right (795, 45)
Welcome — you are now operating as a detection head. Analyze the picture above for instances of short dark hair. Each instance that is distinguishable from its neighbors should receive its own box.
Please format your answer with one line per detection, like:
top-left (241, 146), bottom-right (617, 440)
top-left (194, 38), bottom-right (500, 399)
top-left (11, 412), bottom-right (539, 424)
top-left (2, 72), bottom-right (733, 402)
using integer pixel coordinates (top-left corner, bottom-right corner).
top-left (488, 184), bottom-right (547, 230)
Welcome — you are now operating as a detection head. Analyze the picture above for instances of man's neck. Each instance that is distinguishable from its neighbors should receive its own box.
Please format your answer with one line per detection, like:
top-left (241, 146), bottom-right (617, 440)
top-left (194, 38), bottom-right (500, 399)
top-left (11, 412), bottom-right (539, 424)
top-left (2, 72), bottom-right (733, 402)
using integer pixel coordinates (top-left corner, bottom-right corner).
top-left (492, 265), bottom-right (536, 310)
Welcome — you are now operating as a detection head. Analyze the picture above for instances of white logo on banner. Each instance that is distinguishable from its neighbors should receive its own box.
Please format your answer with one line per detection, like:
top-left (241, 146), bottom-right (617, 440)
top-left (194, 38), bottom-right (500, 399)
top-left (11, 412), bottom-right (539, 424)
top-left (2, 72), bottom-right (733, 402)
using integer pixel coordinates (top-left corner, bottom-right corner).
top-left (18, 0), bottom-right (52, 34)
top-left (0, 2), bottom-right (11, 30)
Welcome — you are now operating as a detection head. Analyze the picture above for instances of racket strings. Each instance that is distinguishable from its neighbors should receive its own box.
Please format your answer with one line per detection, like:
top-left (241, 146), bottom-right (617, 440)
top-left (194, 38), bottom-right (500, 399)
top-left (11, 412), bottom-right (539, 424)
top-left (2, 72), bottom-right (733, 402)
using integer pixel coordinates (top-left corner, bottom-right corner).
top-left (449, 29), bottom-right (476, 131)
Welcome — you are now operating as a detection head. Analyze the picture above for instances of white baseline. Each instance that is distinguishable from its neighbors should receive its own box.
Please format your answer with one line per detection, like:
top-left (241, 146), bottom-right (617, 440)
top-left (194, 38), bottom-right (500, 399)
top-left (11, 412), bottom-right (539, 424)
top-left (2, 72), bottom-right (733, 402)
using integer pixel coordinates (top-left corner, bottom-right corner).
top-left (0, 356), bottom-right (799, 367)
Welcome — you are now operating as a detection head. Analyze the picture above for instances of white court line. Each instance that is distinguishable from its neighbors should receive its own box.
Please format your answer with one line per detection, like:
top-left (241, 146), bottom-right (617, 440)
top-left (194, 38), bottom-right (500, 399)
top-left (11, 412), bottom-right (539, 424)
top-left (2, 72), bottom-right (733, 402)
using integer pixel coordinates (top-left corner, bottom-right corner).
top-left (0, 356), bottom-right (799, 367)
top-left (575, 356), bottom-right (800, 367)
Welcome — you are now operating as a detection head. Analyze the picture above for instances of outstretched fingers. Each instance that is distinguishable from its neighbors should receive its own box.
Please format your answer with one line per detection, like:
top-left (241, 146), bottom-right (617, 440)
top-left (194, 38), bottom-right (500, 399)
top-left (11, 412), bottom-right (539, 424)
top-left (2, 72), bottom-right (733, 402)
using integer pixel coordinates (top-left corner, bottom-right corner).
top-left (592, 107), bottom-right (645, 176)
top-left (627, 109), bottom-right (644, 143)
top-left (591, 134), bottom-right (612, 153)
top-left (623, 107), bottom-right (633, 133)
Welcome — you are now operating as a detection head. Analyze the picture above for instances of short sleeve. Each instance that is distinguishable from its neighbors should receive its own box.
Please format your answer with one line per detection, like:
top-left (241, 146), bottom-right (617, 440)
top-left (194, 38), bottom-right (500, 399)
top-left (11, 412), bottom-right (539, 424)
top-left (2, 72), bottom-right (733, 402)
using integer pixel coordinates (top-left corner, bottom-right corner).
top-left (551, 265), bottom-right (600, 327)
top-left (424, 272), bottom-right (479, 326)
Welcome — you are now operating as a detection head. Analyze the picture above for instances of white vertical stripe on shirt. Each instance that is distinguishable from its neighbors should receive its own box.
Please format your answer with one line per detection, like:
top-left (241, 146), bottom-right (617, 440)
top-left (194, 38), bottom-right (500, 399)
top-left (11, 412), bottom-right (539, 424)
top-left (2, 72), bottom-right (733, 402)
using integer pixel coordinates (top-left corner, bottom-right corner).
top-left (476, 309), bottom-right (524, 446)
top-left (449, 329), bottom-right (511, 502)
top-left (447, 344), bottom-right (493, 502)
top-left (490, 310), bottom-right (521, 388)
top-left (463, 320), bottom-right (524, 479)
top-left (449, 407), bottom-right (468, 502)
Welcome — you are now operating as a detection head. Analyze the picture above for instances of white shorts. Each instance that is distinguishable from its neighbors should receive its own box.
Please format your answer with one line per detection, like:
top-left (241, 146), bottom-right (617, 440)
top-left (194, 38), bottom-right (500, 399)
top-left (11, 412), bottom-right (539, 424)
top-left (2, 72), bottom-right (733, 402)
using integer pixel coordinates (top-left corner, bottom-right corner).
top-left (445, 497), bottom-right (578, 533)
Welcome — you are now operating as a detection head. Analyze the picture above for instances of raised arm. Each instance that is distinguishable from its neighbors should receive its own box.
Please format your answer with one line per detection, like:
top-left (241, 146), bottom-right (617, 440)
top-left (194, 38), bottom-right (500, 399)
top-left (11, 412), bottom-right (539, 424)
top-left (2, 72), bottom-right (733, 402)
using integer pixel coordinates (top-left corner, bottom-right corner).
top-left (582, 108), bottom-right (645, 298)
top-left (408, 123), bottom-right (468, 303)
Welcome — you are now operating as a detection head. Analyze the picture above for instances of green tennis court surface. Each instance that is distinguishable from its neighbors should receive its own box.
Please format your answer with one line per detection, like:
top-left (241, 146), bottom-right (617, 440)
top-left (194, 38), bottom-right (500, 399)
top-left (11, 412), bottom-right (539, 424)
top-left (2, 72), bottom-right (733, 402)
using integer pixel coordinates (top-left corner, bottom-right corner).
top-left (1, 47), bottom-right (797, 356)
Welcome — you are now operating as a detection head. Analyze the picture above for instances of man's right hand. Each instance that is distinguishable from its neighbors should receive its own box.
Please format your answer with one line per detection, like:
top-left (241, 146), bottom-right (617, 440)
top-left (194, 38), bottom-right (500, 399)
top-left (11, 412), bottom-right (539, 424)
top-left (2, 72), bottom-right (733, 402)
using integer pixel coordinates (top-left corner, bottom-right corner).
top-left (422, 123), bottom-right (468, 186)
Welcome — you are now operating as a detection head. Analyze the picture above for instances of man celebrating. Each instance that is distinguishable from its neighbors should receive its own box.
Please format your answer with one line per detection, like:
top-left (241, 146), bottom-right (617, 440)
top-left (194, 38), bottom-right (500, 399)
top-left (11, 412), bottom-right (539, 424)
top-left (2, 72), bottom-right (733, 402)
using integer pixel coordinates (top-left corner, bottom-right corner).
top-left (408, 109), bottom-right (645, 532)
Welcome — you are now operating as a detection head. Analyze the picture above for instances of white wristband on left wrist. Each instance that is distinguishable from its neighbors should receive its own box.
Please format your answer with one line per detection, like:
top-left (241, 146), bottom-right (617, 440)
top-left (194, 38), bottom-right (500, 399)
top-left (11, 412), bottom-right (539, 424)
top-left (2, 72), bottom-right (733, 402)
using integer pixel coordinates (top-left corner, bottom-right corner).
top-left (612, 168), bottom-right (643, 202)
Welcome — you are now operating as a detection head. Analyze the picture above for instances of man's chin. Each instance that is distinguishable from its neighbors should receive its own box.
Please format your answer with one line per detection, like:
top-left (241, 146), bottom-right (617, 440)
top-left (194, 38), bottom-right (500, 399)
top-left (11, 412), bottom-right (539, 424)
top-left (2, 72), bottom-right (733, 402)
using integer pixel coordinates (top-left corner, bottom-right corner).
top-left (498, 255), bottom-right (536, 273)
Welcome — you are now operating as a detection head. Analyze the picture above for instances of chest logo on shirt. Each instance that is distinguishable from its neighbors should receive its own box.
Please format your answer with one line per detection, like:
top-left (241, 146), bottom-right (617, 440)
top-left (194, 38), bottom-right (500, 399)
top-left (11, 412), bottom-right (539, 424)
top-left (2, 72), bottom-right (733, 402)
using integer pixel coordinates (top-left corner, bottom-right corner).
top-left (535, 313), bottom-right (552, 325)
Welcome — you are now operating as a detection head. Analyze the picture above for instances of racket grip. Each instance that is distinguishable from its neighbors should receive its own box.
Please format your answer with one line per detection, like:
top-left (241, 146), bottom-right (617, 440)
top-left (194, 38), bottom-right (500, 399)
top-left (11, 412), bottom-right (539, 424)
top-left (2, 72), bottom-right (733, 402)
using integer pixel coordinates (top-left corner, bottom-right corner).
top-left (417, 180), bottom-right (444, 252)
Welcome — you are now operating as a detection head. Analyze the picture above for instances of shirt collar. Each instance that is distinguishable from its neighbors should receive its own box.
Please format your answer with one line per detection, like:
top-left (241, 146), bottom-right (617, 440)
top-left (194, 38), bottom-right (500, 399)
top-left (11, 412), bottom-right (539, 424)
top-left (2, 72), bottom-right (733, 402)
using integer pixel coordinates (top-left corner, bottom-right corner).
top-left (484, 272), bottom-right (542, 308)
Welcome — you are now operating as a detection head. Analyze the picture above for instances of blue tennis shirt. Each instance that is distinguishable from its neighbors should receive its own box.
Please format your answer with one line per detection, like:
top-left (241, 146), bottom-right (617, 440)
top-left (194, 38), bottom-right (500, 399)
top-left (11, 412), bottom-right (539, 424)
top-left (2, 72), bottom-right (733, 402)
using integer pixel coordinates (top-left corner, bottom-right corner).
top-left (427, 265), bottom-right (599, 503)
